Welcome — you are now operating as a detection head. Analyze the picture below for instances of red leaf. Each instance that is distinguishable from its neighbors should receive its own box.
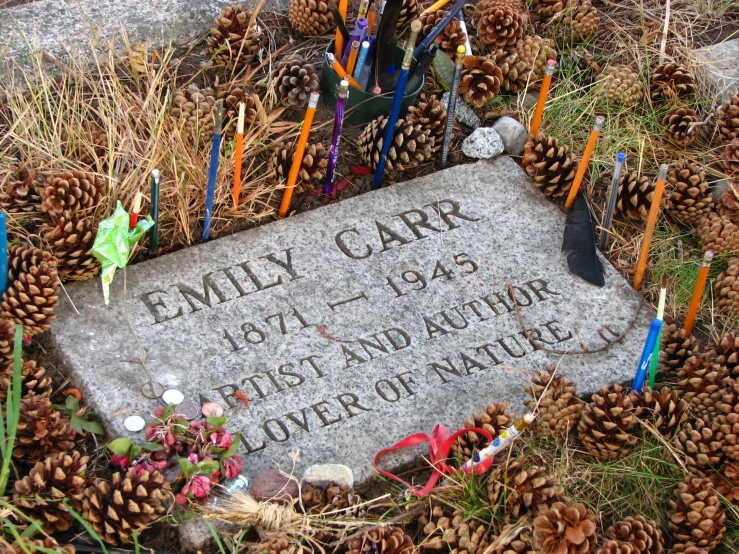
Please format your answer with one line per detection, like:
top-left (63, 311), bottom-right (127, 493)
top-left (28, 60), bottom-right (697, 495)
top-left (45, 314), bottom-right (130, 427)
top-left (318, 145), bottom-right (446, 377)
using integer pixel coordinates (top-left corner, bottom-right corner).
top-left (350, 165), bottom-right (371, 175)
top-left (335, 178), bottom-right (350, 192)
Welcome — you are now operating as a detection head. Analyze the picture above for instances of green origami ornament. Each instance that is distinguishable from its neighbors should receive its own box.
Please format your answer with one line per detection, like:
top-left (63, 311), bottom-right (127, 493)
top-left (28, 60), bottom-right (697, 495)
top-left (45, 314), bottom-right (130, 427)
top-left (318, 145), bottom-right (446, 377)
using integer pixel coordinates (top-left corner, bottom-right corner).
top-left (92, 201), bottom-right (153, 304)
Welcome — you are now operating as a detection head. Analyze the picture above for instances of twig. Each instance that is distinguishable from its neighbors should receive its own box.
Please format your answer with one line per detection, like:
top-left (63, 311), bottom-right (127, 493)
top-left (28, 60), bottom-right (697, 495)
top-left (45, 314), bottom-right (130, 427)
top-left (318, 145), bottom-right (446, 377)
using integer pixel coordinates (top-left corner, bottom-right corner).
top-left (508, 283), bottom-right (644, 355)
top-left (659, 0), bottom-right (670, 65)
top-left (686, 113), bottom-right (713, 134)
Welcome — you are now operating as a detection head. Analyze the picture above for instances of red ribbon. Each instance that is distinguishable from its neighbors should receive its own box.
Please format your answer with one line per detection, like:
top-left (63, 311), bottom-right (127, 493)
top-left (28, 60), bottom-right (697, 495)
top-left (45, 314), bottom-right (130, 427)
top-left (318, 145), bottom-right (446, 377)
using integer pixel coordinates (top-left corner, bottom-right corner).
top-left (373, 425), bottom-right (496, 497)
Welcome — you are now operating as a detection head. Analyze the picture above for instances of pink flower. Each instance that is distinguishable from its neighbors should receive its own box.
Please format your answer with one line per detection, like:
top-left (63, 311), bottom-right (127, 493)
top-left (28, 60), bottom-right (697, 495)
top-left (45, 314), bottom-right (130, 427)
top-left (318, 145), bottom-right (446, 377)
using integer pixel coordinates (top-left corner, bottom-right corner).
top-left (209, 429), bottom-right (233, 449)
top-left (223, 456), bottom-right (242, 479)
top-left (144, 425), bottom-right (157, 442)
top-left (188, 453), bottom-right (199, 464)
top-left (110, 454), bottom-right (129, 470)
top-left (189, 475), bottom-right (212, 498)
top-left (153, 406), bottom-right (164, 418)
top-left (175, 493), bottom-right (188, 505)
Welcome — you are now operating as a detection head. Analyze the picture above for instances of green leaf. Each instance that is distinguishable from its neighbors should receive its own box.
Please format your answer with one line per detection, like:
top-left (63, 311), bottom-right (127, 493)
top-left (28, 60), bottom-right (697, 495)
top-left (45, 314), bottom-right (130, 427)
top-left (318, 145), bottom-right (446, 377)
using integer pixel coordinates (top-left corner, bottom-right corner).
top-left (71, 414), bottom-right (85, 435)
top-left (222, 431), bottom-right (241, 458)
top-left (206, 416), bottom-right (227, 430)
top-left (178, 457), bottom-right (194, 478)
top-left (141, 441), bottom-right (165, 452)
top-left (433, 51), bottom-right (455, 92)
top-left (81, 419), bottom-right (106, 435)
top-left (63, 499), bottom-right (109, 554)
top-left (108, 437), bottom-right (133, 456)
top-left (65, 394), bottom-right (80, 411)
top-left (194, 460), bottom-right (220, 476)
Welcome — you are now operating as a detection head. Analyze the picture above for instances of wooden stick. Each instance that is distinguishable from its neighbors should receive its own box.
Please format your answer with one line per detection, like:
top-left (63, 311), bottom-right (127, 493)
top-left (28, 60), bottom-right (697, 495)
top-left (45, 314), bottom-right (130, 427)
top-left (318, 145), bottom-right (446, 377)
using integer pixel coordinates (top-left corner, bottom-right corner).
top-left (564, 116), bottom-right (604, 209)
top-left (327, 53), bottom-right (362, 88)
top-left (683, 250), bottom-right (714, 335)
top-left (633, 164), bottom-right (668, 291)
top-left (232, 103), bottom-right (246, 210)
top-left (522, 60), bottom-right (556, 168)
top-left (335, 0), bottom-right (349, 58)
top-left (279, 93), bottom-right (320, 218)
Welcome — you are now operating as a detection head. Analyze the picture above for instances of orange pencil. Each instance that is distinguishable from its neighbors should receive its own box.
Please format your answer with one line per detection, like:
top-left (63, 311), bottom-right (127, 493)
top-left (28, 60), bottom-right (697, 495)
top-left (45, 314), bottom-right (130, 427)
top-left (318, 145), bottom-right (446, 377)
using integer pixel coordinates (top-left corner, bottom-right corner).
top-left (129, 191), bottom-right (142, 229)
top-left (346, 41), bottom-right (360, 77)
top-left (421, 0), bottom-right (453, 15)
top-left (279, 92), bottom-right (320, 218)
top-left (683, 250), bottom-right (714, 335)
top-left (564, 115), bottom-right (605, 209)
top-left (327, 53), bottom-right (361, 88)
top-left (633, 164), bottom-right (668, 291)
top-left (523, 59), bottom-right (556, 168)
top-left (367, 4), bottom-right (377, 33)
top-left (232, 103), bottom-right (246, 210)
top-left (335, 0), bottom-right (349, 58)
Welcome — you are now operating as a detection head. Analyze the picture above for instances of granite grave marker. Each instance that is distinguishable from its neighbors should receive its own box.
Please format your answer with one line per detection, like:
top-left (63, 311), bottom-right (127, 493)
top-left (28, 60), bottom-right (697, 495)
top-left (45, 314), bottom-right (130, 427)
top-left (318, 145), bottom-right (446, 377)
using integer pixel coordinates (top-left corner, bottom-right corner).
top-left (49, 157), bottom-right (652, 483)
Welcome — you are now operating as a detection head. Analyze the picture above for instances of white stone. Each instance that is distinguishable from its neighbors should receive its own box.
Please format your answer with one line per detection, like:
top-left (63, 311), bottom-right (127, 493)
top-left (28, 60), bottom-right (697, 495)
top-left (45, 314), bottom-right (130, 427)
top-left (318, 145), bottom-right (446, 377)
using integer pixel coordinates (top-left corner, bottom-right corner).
top-left (492, 116), bottom-right (528, 156)
top-left (303, 464), bottom-right (354, 490)
top-left (462, 127), bottom-right (505, 159)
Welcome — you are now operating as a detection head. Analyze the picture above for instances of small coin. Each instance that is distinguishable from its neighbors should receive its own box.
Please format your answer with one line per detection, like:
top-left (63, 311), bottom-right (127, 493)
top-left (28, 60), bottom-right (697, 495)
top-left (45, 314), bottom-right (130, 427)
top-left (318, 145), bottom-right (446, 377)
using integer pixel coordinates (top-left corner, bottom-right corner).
top-left (176, 401), bottom-right (199, 420)
top-left (202, 401), bottom-right (225, 417)
top-left (141, 381), bottom-right (164, 399)
top-left (161, 389), bottom-right (185, 405)
top-left (124, 415), bottom-right (146, 432)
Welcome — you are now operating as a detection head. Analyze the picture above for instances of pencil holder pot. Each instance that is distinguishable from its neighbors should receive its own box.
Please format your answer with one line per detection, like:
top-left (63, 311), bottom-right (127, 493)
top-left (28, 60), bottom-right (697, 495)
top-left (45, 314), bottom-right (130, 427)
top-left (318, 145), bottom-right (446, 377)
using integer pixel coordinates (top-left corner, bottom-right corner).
top-left (322, 40), bottom-right (424, 126)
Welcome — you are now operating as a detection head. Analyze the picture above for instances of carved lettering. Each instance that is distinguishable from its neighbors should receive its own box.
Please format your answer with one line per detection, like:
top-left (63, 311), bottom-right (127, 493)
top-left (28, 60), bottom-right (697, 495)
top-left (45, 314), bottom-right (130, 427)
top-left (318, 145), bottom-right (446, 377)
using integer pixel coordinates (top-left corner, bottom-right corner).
top-left (137, 290), bottom-right (183, 324)
top-left (335, 228), bottom-right (372, 259)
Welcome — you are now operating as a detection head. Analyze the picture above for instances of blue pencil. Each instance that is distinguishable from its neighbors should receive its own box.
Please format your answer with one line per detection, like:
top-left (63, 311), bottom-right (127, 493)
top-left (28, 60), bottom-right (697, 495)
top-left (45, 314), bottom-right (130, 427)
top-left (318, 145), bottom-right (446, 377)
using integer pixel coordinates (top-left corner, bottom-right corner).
top-left (353, 40), bottom-right (371, 82)
top-left (203, 100), bottom-right (224, 241)
top-left (631, 318), bottom-right (663, 392)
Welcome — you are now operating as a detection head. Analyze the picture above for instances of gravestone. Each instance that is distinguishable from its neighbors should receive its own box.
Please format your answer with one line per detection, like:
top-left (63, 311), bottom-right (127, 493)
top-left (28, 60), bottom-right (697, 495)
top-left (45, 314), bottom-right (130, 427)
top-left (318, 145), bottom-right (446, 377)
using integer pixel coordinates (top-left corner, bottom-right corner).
top-left (693, 38), bottom-right (739, 99)
top-left (49, 156), bottom-right (652, 483)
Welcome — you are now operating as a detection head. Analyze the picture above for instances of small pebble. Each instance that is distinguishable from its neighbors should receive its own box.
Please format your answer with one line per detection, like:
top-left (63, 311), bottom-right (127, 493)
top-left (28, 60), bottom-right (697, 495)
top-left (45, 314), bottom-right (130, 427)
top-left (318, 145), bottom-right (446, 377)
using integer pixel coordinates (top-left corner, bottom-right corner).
top-left (162, 389), bottom-right (184, 405)
top-left (462, 127), bottom-right (505, 159)
top-left (250, 469), bottom-right (299, 504)
top-left (124, 415), bottom-right (146, 432)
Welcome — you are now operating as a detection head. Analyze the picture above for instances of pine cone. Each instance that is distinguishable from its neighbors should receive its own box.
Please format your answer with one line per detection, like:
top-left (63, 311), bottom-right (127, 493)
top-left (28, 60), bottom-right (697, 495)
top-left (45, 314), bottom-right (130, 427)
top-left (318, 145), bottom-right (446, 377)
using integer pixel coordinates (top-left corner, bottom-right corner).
top-left (0, 359), bottom-right (53, 404)
top-left (459, 56), bottom-right (503, 107)
top-left (720, 138), bottom-right (739, 178)
top-left (714, 91), bottom-right (739, 145)
top-left (659, 324), bottom-right (701, 381)
top-left (346, 527), bottom-right (414, 554)
top-left (418, 506), bottom-right (488, 554)
top-left (40, 170), bottom-right (104, 217)
top-left (301, 481), bottom-right (362, 514)
top-left (14, 395), bottom-right (75, 463)
top-left (605, 516), bottom-right (664, 554)
top-left (478, 0), bottom-right (524, 14)
top-left (651, 64), bottom-right (696, 101)
top-left (698, 213), bottom-right (739, 255)
top-left (254, 535), bottom-right (304, 554)
top-left (0, 165), bottom-right (41, 214)
top-left (668, 546), bottom-right (708, 554)
top-left (397, 0), bottom-right (421, 27)
top-left (0, 536), bottom-right (76, 554)
top-left (715, 182), bottom-right (739, 219)
top-left (82, 468), bottom-right (169, 545)
top-left (269, 142), bottom-right (328, 189)
top-left (669, 476), bottom-right (726, 551)
top-left (533, 502), bottom-right (597, 554)
top-left (169, 84), bottom-right (218, 144)
top-left (216, 84), bottom-right (259, 140)
top-left (577, 383), bottom-right (638, 460)
top-left (419, 10), bottom-right (467, 56)
top-left (663, 105), bottom-right (701, 147)
top-left (677, 360), bottom-right (728, 421)
top-left (706, 332), bottom-right (739, 376)
top-left (489, 519), bottom-right (536, 554)
top-left (1, 245), bottom-right (60, 338)
top-left (524, 366), bottom-right (583, 436)
top-left (0, 318), bottom-right (15, 367)
top-left (523, 134), bottom-right (578, 197)
top-left (596, 540), bottom-right (635, 554)
top-left (488, 457), bottom-right (565, 521)
top-left (13, 451), bottom-right (88, 533)
top-left (665, 161), bottom-right (713, 227)
top-left (615, 171), bottom-right (654, 221)
top-left (453, 401), bottom-right (516, 464)
top-left (407, 93), bottom-right (447, 153)
top-left (597, 64), bottom-right (643, 109)
top-left (549, 0), bottom-right (599, 44)
top-left (707, 461), bottom-right (739, 503)
top-left (629, 386), bottom-right (688, 438)
top-left (715, 257), bottom-right (739, 316)
top-left (478, 6), bottom-right (525, 48)
top-left (288, 0), bottom-right (334, 36)
top-left (358, 116), bottom-right (435, 171)
top-left (673, 416), bottom-right (725, 475)
top-left (272, 54), bottom-right (320, 109)
top-left (41, 213), bottom-right (100, 281)
top-left (535, 0), bottom-right (569, 19)
top-left (496, 36), bottom-right (557, 94)
top-left (207, 5), bottom-right (263, 69)
top-left (718, 412), bottom-right (739, 462)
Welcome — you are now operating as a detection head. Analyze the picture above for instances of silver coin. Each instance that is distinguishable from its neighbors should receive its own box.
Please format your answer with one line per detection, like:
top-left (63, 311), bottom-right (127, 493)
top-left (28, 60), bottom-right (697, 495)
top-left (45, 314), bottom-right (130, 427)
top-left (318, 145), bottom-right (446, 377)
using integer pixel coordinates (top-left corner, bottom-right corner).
top-left (161, 389), bottom-right (185, 405)
top-left (141, 381), bottom-right (164, 399)
top-left (123, 415), bottom-right (146, 432)
top-left (176, 401), bottom-right (199, 420)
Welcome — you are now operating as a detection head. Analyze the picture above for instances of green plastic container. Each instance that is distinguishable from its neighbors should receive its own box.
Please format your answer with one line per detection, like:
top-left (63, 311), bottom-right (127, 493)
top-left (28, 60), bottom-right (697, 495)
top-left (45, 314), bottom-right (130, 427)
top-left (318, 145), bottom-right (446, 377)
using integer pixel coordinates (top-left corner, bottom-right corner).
top-left (322, 40), bottom-right (424, 126)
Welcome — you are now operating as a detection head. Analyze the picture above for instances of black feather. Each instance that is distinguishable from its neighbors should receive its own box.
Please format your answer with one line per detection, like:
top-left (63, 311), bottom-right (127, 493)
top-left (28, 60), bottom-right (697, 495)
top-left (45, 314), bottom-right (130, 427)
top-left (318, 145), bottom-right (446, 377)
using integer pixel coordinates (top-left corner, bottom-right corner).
top-left (375, 0), bottom-right (402, 91)
top-left (327, 0), bottom-right (350, 44)
top-left (562, 191), bottom-right (605, 287)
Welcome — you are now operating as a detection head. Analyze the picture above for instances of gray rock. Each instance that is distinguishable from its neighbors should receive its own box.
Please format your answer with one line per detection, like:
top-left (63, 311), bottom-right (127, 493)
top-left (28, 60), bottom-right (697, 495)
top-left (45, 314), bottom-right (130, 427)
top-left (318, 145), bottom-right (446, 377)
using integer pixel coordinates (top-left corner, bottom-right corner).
top-left (492, 116), bottom-right (528, 156)
top-left (178, 517), bottom-right (242, 553)
top-left (303, 464), bottom-right (354, 489)
top-left (462, 127), bottom-right (504, 159)
top-left (692, 38), bottom-right (739, 99)
top-left (48, 157), bottom-right (652, 486)
top-left (441, 92), bottom-right (481, 130)
top-left (251, 469), bottom-right (300, 504)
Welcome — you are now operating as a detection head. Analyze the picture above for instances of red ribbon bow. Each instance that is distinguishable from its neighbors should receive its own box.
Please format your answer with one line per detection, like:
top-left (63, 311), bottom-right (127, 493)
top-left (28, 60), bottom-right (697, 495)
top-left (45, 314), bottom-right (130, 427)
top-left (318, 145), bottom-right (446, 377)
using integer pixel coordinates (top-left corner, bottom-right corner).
top-left (373, 425), bottom-right (496, 497)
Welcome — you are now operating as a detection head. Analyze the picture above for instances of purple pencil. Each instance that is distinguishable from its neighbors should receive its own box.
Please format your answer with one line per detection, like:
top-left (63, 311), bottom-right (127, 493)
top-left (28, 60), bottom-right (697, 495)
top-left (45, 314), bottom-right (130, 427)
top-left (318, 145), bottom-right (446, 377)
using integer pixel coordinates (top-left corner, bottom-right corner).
top-left (323, 79), bottom-right (350, 196)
